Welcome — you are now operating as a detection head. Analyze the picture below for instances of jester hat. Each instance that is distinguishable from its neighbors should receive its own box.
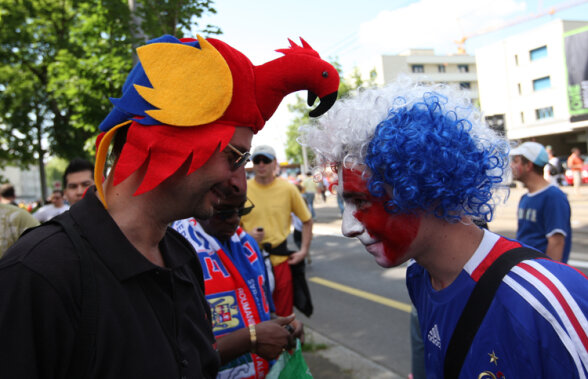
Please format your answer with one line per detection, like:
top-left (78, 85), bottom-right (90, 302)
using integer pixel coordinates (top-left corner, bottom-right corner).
top-left (95, 34), bottom-right (339, 205)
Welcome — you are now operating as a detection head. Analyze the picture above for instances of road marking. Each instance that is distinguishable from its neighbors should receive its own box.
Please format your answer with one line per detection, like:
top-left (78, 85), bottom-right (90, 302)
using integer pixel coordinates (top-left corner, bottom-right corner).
top-left (309, 276), bottom-right (412, 313)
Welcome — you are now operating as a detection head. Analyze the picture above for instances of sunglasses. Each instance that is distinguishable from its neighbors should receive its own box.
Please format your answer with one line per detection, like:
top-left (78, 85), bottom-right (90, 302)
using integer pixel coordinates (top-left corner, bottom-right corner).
top-left (214, 198), bottom-right (255, 220)
top-left (253, 155), bottom-right (273, 165)
top-left (226, 143), bottom-right (251, 171)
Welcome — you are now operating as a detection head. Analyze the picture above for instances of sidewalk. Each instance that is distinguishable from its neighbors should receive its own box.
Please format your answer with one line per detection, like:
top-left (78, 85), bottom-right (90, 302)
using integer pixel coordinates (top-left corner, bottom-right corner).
top-left (302, 327), bottom-right (402, 379)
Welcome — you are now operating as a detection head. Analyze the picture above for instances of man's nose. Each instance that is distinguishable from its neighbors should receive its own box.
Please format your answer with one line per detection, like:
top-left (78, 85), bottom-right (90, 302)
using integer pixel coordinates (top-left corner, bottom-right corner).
top-left (228, 166), bottom-right (247, 195)
top-left (341, 206), bottom-right (364, 238)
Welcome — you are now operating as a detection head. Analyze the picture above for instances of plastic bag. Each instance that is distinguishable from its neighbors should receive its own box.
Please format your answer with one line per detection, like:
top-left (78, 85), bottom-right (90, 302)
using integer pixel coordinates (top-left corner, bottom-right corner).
top-left (266, 339), bottom-right (312, 379)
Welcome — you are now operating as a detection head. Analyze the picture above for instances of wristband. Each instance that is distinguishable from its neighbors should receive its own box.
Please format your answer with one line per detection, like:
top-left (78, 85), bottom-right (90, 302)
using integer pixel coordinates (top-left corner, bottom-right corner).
top-left (249, 324), bottom-right (257, 353)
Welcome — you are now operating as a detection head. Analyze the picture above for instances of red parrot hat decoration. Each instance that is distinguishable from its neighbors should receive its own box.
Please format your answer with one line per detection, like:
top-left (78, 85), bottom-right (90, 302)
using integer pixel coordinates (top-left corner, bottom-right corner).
top-left (95, 34), bottom-right (340, 206)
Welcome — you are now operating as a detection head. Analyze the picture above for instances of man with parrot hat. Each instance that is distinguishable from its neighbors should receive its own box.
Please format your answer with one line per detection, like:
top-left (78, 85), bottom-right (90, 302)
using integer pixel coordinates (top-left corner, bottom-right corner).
top-left (0, 34), bottom-right (339, 378)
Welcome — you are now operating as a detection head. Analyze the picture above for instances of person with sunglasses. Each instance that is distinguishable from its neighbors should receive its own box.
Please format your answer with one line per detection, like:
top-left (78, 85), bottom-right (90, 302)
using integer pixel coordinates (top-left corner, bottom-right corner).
top-left (240, 145), bottom-right (313, 317)
top-left (172, 193), bottom-right (302, 378)
top-left (0, 35), bottom-right (337, 378)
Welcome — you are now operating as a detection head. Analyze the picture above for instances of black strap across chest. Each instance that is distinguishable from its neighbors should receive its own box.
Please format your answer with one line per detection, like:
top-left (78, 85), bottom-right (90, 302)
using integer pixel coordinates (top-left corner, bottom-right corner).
top-left (443, 246), bottom-right (547, 379)
top-left (50, 212), bottom-right (98, 378)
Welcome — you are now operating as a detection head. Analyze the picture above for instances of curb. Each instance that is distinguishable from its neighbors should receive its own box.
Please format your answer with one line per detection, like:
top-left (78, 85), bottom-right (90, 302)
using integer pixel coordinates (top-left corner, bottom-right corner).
top-left (304, 326), bottom-right (403, 379)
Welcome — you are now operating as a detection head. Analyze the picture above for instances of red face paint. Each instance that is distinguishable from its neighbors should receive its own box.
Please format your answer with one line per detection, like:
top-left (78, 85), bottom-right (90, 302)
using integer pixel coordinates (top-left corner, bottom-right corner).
top-left (342, 168), bottom-right (421, 267)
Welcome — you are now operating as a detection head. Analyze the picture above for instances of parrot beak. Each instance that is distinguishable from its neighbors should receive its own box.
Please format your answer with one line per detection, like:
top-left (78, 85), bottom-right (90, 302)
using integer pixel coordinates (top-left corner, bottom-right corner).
top-left (307, 91), bottom-right (338, 118)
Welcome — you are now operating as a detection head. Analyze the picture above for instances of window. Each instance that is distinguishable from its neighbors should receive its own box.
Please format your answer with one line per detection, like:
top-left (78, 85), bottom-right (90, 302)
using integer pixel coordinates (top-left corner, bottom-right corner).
top-left (459, 82), bottom-right (471, 90)
top-left (533, 76), bottom-right (551, 91)
top-left (530, 46), bottom-right (548, 61)
top-left (517, 83), bottom-right (522, 95)
top-left (514, 54), bottom-right (519, 66)
top-left (520, 112), bottom-right (525, 124)
top-left (438, 64), bottom-right (446, 73)
top-left (411, 64), bottom-right (424, 73)
top-left (458, 64), bottom-right (469, 73)
top-left (535, 106), bottom-right (554, 120)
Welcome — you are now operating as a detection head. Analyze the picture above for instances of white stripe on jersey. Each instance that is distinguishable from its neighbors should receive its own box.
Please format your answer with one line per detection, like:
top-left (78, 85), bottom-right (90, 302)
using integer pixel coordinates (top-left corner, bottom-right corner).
top-left (511, 262), bottom-right (588, 370)
top-left (463, 229), bottom-right (499, 275)
top-left (504, 274), bottom-right (588, 377)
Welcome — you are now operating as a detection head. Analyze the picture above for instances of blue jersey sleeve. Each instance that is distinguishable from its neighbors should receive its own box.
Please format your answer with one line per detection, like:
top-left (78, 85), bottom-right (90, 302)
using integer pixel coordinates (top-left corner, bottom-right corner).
top-left (542, 189), bottom-right (571, 237)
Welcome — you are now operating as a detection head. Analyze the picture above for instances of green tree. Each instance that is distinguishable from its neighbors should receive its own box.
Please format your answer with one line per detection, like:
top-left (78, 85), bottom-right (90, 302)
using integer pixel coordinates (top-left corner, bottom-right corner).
top-left (285, 63), bottom-right (378, 165)
top-left (0, 0), bottom-right (220, 199)
top-left (45, 157), bottom-right (69, 190)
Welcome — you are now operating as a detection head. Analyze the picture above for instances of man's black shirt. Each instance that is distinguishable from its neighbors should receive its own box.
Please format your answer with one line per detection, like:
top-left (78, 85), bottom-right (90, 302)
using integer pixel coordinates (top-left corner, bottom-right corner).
top-left (0, 187), bottom-right (220, 378)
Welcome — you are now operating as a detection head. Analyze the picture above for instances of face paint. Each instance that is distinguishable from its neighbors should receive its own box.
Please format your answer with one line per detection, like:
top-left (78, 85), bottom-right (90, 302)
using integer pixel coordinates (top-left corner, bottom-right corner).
top-left (341, 167), bottom-right (421, 267)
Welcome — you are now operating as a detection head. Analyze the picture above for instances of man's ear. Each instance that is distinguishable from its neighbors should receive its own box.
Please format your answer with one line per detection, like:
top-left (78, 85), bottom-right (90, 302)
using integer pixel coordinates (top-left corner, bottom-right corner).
top-left (523, 159), bottom-right (534, 171)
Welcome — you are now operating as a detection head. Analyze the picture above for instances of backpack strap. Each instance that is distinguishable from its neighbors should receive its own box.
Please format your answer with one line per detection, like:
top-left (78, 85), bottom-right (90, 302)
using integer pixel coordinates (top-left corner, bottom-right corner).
top-left (443, 246), bottom-right (547, 379)
top-left (50, 212), bottom-right (98, 378)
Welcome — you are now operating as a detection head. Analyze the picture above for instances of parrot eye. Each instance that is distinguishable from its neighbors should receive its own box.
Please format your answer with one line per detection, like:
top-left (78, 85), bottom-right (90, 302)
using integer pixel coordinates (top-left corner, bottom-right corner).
top-left (322, 71), bottom-right (329, 78)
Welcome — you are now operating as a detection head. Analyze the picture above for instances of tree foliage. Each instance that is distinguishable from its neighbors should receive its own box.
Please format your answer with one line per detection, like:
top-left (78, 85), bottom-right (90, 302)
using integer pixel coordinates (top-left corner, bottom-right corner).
top-left (45, 157), bottom-right (69, 189)
top-left (285, 62), bottom-right (378, 164)
top-left (0, 0), bottom-right (220, 168)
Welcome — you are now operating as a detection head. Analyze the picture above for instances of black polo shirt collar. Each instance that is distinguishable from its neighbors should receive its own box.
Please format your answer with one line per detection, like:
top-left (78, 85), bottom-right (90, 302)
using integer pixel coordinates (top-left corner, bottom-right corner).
top-left (69, 187), bottom-right (193, 281)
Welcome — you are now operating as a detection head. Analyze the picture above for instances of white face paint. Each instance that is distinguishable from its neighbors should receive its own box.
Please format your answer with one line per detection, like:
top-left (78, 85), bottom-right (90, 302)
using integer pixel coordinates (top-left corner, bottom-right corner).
top-left (339, 170), bottom-right (379, 247)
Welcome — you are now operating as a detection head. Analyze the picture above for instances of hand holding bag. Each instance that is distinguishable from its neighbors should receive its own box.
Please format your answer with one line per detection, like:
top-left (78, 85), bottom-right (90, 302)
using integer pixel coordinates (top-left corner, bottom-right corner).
top-left (266, 339), bottom-right (313, 379)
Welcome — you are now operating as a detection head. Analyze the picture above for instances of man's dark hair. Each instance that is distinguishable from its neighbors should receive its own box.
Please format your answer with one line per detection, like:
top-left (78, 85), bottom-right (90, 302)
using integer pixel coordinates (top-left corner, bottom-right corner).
top-left (63, 158), bottom-right (94, 188)
top-left (0, 183), bottom-right (15, 199)
top-left (520, 156), bottom-right (544, 176)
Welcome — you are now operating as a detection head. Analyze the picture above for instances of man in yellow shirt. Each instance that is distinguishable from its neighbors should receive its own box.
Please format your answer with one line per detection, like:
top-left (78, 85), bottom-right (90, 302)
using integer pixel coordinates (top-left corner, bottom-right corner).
top-left (241, 145), bottom-right (313, 316)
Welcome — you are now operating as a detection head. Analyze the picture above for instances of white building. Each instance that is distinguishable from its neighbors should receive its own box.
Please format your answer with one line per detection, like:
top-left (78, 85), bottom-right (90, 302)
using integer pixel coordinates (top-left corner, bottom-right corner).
top-left (0, 165), bottom-right (42, 202)
top-left (379, 49), bottom-right (478, 103)
top-left (476, 19), bottom-right (588, 153)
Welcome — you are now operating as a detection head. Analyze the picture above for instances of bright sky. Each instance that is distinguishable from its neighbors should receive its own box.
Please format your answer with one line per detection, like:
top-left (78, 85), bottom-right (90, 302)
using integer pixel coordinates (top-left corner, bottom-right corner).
top-left (194, 0), bottom-right (588, 162)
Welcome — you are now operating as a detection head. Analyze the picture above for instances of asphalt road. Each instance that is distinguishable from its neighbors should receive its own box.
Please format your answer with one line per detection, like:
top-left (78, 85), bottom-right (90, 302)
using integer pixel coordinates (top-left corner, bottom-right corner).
top-left (296, 186), bottom-right (588, 377)
top-left (297, 234), bottom-right (413, 376)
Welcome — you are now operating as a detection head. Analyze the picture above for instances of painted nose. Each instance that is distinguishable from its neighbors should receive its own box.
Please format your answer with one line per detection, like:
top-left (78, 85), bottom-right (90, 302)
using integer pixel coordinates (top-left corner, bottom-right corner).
top-left (341, 204), bottom-right (364, 238)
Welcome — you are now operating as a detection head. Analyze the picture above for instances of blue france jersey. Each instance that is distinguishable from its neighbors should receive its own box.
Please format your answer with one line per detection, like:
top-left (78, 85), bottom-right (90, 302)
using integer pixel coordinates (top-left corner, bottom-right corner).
top-left (516, 185), bottom-right (572, 262)
top-left (407, 230), bottom-right (588, 378)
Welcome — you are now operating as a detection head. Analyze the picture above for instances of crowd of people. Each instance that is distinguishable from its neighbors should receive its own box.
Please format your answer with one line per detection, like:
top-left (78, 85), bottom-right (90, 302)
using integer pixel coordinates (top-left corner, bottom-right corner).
top-left (0, 32), bottom-right (586, 379)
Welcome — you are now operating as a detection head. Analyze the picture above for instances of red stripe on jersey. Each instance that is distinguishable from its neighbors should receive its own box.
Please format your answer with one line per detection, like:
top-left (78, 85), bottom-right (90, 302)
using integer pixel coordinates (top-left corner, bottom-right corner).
top-left (519, 262), bottom-right (588, 353)
top-left (471, 238), bottom-right (522, 282)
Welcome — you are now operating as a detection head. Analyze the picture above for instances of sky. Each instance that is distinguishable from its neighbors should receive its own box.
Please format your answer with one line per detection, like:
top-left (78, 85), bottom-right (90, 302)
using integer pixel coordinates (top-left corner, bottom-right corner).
top-left (193, 0), bottom-right (588, 162)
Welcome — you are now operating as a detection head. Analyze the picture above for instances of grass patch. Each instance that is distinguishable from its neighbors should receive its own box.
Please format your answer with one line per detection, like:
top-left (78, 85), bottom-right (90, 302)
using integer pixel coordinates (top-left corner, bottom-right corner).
top-left (301, 341), bottom-right (329, 352)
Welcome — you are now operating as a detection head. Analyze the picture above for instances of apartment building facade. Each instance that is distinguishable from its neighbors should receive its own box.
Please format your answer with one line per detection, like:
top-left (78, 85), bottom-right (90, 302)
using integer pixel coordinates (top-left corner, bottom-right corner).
top-left (476, 19), bottom-right (588, 154)
top-left (379, 49), bottom-right (478, 103)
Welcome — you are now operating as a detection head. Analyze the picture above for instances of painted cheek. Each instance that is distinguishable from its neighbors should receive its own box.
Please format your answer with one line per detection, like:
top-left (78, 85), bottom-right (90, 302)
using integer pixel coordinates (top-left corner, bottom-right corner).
top-left (354, 202), bottom-right (420, 263)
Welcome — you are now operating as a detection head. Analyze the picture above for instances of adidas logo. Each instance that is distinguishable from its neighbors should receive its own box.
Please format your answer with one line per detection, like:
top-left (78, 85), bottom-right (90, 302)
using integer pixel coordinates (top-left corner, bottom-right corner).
top-left (428, 324), bottom-right (441, 349)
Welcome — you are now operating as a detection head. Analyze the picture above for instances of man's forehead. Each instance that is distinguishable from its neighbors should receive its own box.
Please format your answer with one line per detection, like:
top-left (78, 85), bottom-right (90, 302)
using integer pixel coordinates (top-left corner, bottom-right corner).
top-left (341, 167), bottom-right (369, 193)
top-left (230, 127), bottom-right (254, 149)
top-left (67, 170), bottom-right (93, 181)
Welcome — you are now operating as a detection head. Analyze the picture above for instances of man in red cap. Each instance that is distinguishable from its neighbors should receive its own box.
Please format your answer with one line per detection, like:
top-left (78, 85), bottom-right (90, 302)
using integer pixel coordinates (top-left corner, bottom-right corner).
top-left (0, 34), bottom-right (338, 378)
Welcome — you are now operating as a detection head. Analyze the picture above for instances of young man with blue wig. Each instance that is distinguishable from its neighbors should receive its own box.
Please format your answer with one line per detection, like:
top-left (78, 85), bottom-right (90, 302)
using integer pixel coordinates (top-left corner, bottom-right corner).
top-left (301, 77), bottom-right (588, 378)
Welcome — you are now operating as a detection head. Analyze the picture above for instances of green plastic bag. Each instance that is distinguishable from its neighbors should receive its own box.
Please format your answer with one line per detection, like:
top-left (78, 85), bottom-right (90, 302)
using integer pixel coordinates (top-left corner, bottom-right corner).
top-left (266, 339), bottom-right (312, 379)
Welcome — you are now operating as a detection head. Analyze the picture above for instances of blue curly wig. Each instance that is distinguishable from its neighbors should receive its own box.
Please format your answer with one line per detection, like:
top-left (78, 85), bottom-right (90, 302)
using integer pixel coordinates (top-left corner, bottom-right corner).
top-left (300, 76), bottom-right (510, 223)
